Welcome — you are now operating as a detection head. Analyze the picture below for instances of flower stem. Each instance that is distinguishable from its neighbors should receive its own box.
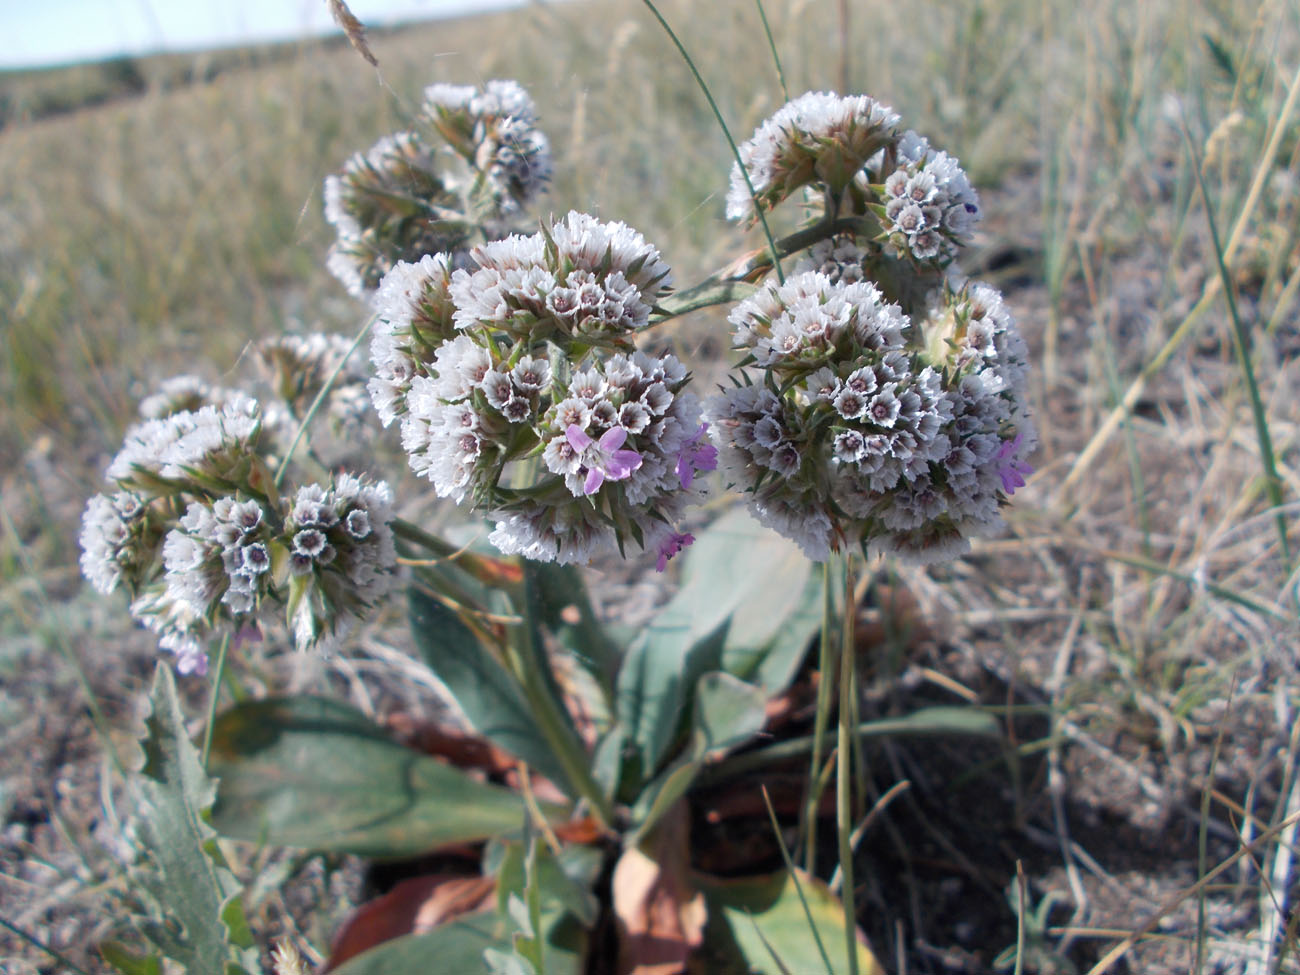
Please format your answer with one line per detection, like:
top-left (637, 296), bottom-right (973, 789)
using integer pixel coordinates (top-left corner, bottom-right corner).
top-left (506, 580), bottom-right (614, 829)
top-left (836, 553), bottom-right (859, 975)
top-left (274, 313), bottom-right (375, 490)
top-left (201, 632), bottom-right (231, 769)
top-left (804, 559), bottom-right (837, 874)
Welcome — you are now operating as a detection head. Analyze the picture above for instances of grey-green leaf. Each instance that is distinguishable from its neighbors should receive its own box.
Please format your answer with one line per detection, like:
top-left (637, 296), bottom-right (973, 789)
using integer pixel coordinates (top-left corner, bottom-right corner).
top-left (408, 585), bottom-right (571, 790)
top-left (617, 506), bottom-right (820, 777)
top-left (328, 918), bottom-right (509, 975)
top-left (209, 695), bottom-right (561, 858)
top-left (130, 664), bottom-right (260, 974)
top-left (703, 870), bottom-right (885, 975)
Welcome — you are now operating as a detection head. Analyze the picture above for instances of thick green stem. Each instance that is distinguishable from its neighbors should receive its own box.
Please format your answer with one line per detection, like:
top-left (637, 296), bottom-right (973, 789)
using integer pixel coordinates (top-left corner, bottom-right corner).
top-left (506, 582), bottom-right (614, 829)
top-left (836, 554), bottom-right (859, 975)
top-left (804, 560), bottom-right (837, 874)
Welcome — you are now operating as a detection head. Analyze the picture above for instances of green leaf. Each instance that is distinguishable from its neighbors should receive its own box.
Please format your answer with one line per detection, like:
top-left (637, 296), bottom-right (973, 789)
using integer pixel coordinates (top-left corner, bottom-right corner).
top-left (99, 942), bottom-right (163, 975)
top-left (702, 870), bottom-right (885, 975)
top-left (723, 567), bottom-right (823, 696)
top-left (129, 663), bottom-right (260, 974)
top-left (695, 672), bottom-right (769, 756)
top-left (632, 672), bottom-right (768, 837)
top-left (209, 695), bottom-right (562, 857)
top-left (616, 507), bottom-right (820, 777)
top-left (524, 561), bottom-right (622, 693)
top-left (328, 918), bottom-right (510, 975)
top-left (408, 585), bottom-right (571, 790)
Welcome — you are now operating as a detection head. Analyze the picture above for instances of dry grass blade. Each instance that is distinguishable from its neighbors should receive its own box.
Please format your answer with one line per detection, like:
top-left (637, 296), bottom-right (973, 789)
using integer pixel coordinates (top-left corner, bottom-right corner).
top-left (1085, 811), bottom-right (1300, 975)
top-left (327, 0), bottom-right (380, 67)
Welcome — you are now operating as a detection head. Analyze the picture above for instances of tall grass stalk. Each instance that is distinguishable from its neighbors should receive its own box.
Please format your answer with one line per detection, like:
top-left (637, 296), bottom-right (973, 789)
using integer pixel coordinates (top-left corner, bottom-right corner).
top-left (753, 0), bottom-right (790, 101)
top-left (804, 560), bottom-right (837, 875)
top-left (1181, 122), bottom-right (1293, 579)
top-left (761, 785), bottom-right (835, 974)
top-left (639, 0), bottom-right (785, 284)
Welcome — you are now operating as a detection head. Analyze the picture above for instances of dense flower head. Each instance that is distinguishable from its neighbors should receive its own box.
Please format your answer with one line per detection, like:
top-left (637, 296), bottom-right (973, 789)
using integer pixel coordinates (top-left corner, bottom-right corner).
top-left (707, 274), bottom-right (1033, 562)
top-left (727, 270), bottom-right (907, 370)
top-left (727, 91), bottom-right (900, 223)
top-left (866, 129), bottom-right (981, 266)
top-left (363, 209), bottom-right (701, 566)
top-left (368, 253), bottom-right (459, 426)
top-left (282, 474), bottom-right (398, 653)
top-left (793, 237), bottom-right (869, 285)
top-left (106, 396), bottom-right (265, 496)
top-left (81, 393), bottom-right (399, 673)
top-left (258, 332), bottom-right (373, 443)
top-left (137, 374), bottom-right (234, 421)
top-left (423, 79), bottom-right (552, 222)
top-left (447, 212), bottom-right (672, 344)
top-left (324, 131), bottom-right (472, 297)
top-left (79, 491), bottom-right (160, 596)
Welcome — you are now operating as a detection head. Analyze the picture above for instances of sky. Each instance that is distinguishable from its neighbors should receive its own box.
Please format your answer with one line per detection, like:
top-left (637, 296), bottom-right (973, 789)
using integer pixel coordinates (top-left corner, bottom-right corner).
top-left (2, 0), bottom-right (529, 69)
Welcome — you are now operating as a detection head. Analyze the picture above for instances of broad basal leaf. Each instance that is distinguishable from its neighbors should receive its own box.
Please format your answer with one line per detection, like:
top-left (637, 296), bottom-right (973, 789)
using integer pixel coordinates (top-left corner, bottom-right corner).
top-left (616, 506), bottom-right (822, 777)
top-left (209, 695), bottom-right (563, 857)
top-left (702, 869), bottom-right (885, 975)
top-left (327, 918), bottom-right (510, 975)
top-left (409, 585), bottom-right (573, 792)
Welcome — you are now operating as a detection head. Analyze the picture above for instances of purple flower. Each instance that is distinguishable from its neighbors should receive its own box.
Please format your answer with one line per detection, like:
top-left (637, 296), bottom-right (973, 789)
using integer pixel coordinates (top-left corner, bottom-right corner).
top-left (656, 531), bottom-right (695, 572)
top-left (675, 423), bottom-right (719, 489)
top-left (566, 424), bottom-right (642, 495)
top-left (995, 434), bottom-right (1033, 494)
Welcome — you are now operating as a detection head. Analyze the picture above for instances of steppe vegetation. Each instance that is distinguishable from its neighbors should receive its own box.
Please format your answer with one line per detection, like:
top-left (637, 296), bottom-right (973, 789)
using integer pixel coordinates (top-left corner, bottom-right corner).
top-left (2, 0), bottom-right (1298, 971)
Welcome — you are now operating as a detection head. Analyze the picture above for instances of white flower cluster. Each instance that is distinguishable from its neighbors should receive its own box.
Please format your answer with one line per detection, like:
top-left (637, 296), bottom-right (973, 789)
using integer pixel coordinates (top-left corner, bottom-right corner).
top-left (712, 90), bottom-right (1031, 563)
top-left (370, 212), bottom-right (710, 566)
top-left (726, 91), bottom-right (900, 222)
top-left (80, 395), bottom-right (399, 673)
top-left (281, 476), bottom-right (398, 653)
top-left (448, 213), bottom-right (671, 343)
top-left (368, 253), bottom-right (459, 426)
top-left (79, 491), bottom-right (157, 596)
top-left (423, 79), bottom-right (552, 222)
top-left (707, 272), bottom-right (1033, 562)
top-left (106, 396), bottom-right (263, 491)
top-left (871, 130), bottom-right (981, 264)
top-left (258, 332), bottom-right (372, 444)
top-left (137, 374), bottom-right (235, 421)
top-left (324, 131), bottom-right (469, 297)
top-left (793, 237), bottom-right (869, 285)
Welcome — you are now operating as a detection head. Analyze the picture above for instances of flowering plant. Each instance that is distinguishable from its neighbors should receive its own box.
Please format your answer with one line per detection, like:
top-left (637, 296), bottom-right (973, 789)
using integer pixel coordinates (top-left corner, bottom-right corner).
top-left (83, 13), bottom-right (1033, 974)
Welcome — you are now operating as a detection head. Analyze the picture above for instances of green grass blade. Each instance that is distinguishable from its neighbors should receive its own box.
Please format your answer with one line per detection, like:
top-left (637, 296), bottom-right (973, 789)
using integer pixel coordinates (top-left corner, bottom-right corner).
top-left (274, 312), bottom-right (375, 489)
top-left (1181, 121), bottom-right (1292, 579)
top-left (761, 786), bottom-right (835, 975)
top-left (754, 0), bottom-right (789, 101)
top-left (640, 0), bottom-right (785, 283)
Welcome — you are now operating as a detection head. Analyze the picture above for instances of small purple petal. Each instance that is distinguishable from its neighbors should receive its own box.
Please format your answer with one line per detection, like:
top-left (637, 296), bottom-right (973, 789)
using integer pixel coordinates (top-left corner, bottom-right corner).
top-left (598, 426), bottom-right (628, 451)
top-left (566, 424), bottom-right (593, 451)
top-left (656, 532), bottom-right (695, 572)
top-left (606, 449), bottom-right (643, 481)
top-left (583, 468), bottom-right (605, 495)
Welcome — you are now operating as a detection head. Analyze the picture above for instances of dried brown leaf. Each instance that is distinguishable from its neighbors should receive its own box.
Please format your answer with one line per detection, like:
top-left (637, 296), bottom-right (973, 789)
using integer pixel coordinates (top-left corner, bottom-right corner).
top-left (323, 873), bottom-right (495, 970)
top-left (612, 802), bottom-right (707, 975)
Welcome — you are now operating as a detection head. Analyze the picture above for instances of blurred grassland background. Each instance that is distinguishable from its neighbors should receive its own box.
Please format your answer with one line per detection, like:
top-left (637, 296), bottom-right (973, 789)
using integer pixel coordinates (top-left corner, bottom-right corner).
top-left (2, 0), bottom-right (1300, 969)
